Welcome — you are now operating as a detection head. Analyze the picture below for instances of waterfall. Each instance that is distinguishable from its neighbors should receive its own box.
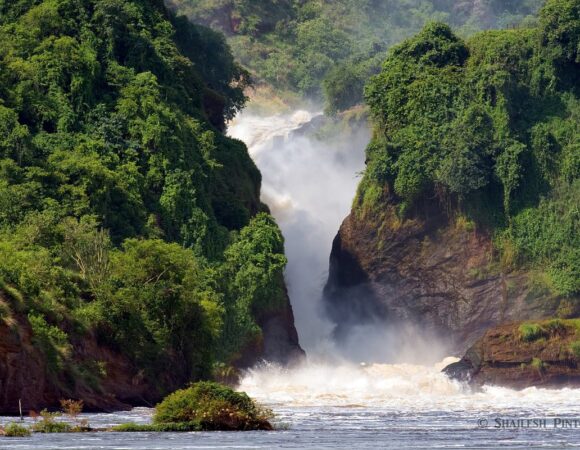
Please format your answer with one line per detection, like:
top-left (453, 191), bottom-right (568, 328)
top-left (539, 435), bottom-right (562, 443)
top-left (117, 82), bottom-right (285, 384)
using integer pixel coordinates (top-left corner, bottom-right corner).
top-left (229, 110), bottom-right (368, 354)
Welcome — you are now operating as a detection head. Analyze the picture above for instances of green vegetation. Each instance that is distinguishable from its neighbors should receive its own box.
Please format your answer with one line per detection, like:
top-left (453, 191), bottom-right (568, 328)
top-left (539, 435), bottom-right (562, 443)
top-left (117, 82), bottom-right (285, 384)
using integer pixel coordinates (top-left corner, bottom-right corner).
top-left (570, 341), bottom-right (580, 358)
top-left (116, 382), bottom-right (273, 431)
top-left (168, 0), bottom-right (544, 111)
top-left (530, 357), bottom-right (545, 371)
top-left (0, 0), bottom-right (290, 396)
top-left (112, 422), bottom-right (202, 432)
top-left (3, 423), bottom-right (31, 437)
top-left (520, 323), bottom-right (548, 342)
top-left (0, 385), bottom-right (269, 434)
top-left (519, 319), bottom-right (580, 344)
top-left (31, 411), bottom-right (72, 433)
top-left (154, 381), bottom-right (272, 431)
top-left (360, 0), bottom-right (580, 296)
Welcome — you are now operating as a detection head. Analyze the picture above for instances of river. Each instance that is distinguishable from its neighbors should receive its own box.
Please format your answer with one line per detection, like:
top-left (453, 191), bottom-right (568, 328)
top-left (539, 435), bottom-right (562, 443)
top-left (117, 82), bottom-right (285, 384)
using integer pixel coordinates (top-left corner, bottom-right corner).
top-left (3, 110), bottom-right (580, 449)
top-left (4, 361), bottom-right (580, 448)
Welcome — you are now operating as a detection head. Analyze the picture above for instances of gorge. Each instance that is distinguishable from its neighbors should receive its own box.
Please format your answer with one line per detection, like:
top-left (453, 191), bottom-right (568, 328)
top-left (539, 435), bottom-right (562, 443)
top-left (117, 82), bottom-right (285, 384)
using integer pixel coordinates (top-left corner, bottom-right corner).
top-left (0, 0), bottom-right (579, 448)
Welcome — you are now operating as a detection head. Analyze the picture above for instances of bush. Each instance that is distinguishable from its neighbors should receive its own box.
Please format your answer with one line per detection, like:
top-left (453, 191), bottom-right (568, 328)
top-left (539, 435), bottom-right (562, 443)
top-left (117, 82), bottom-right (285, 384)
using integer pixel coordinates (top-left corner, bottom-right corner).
top-left (31, 410), bottom-right (71, 433)
top-left (519, 323), bottom-right (547, 342)
top-left (4, 423), bottom-right (31, 437)
top-left (32, 421), bottom-right (71, 433)
top-left (153, 382), bottom-right (273, 431)
top-left (570, 341), bottom-right (580, 359)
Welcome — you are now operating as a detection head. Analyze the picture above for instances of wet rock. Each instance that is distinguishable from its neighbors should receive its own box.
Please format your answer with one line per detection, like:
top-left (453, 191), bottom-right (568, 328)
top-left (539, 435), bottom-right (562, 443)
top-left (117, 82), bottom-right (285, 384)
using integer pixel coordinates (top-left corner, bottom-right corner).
top-left (443, 321), bottom-right (580, 389)
top-left (235, 287), bottom-right (305, 368)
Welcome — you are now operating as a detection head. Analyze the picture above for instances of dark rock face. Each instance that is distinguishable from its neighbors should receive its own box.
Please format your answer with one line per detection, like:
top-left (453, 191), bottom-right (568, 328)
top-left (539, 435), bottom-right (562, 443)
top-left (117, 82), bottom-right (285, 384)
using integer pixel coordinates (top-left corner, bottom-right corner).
top-left (324, 205), bottom-right (579, 355)
top-left (0, 317), bottom-right (58, 414)
top-left (443, 322), bottom-right (580, 389)
top-left (236, 290), bottom-right (305, 368)
top-left (258, 300), bottom-right (305, 365)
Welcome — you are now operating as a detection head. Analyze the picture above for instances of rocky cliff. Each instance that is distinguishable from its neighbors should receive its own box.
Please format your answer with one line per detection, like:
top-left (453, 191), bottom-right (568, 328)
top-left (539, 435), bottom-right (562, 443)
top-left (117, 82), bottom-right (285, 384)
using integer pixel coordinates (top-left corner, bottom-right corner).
top-left (324, 202), bottom-right (579, 355)
top-left (443, 320), bottom-right (580, 388)
top-left (323, 9), bottom-right (580, 359)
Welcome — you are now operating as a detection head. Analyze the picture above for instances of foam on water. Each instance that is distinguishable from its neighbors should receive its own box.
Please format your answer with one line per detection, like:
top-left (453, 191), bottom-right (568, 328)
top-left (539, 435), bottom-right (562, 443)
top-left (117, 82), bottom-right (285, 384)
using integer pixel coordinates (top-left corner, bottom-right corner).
top-left (239, 360), bottom-right (580, 414)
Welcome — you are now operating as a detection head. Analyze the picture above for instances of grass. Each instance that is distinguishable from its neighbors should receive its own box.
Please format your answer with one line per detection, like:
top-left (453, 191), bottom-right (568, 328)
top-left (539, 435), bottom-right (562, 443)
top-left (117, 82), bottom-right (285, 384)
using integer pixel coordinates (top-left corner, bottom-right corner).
top-left (455, 215), bottom-right (475, 232)
top-left (3, 423), bottom-right (31, 437)
top-left (544, 319), bottom-right (566, 334)
top-left (570, 341), bottom-right (580, 359)
top-left (519, 319), bottom-right (580, 343)
top-left (112, 422), bottom-right (202, 432)
top-left (519, 323), bottom-right (548, 342)
top-left (498, 236), bottom-right (517, 270)
top-left (32, 421), bottom-right (71, 433)
top-left (354, 180), bottom-right (384, 221)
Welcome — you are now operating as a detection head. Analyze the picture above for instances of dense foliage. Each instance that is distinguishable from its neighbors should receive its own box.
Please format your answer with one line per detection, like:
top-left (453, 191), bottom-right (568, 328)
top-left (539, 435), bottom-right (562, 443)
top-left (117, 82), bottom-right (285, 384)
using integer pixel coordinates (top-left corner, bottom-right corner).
top-left (360, 0), bottom-right (579, 296)
top-left (153, 381), bottom-right (273, 430)
top-left (113, 381), bottom-right (272, 431)
top-left (0, 0), bottom-right (289, 392)
top-left (167, 0), bottom-right (544, 111)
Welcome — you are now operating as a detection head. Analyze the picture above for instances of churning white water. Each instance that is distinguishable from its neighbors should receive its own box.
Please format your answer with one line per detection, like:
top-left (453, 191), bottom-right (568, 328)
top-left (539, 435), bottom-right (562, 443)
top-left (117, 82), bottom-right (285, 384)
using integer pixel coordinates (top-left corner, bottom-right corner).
top-left (240, 358), bottom-right (580, 413)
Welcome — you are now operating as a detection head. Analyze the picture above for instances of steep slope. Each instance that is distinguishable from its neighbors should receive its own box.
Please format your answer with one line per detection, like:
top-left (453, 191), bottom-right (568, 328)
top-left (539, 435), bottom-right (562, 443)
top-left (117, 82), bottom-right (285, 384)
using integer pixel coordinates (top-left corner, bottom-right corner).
top-left (324, 0), bottom-right (579, 356)
top-left (0, 0), bottom-right (302, 413)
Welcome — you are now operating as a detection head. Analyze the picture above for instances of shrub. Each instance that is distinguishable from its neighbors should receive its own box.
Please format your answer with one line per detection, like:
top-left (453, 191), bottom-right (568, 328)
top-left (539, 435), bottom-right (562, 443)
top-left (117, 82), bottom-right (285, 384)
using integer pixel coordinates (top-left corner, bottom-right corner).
top-left (31, 410), bottom-right (71, 433)
top-left (153, 382), bottom-right (273, 431)
top-left (530, 357), bottom-right (545, 371)
top-left (28, 314), bottom-right (71, 372)
top-left (60, 399), bottom-right (90, 430)
top-left (519, 323), bottom-right (547, 342)
top-left (4, 423), bottom-right (31, 437)
top-left (60, 399), bottom-right (83, 419)
top-left (32, 421), bottom-right (71, 433)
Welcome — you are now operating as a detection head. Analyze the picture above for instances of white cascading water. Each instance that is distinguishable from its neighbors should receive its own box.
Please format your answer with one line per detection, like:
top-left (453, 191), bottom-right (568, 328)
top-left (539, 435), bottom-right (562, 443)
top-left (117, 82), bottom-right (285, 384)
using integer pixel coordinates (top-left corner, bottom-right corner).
top-left (228, 109), bottom-right (580, 420)
top-left (229, 109), bottom-right (368, 352)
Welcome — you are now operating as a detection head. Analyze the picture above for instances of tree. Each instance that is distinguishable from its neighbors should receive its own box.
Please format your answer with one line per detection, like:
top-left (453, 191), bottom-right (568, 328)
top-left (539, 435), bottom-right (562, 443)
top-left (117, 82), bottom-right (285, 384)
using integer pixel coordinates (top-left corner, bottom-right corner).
top-left (540, 0), bottom-right (580, 63)
top-left (61, 216), bottom-right (111, 292)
